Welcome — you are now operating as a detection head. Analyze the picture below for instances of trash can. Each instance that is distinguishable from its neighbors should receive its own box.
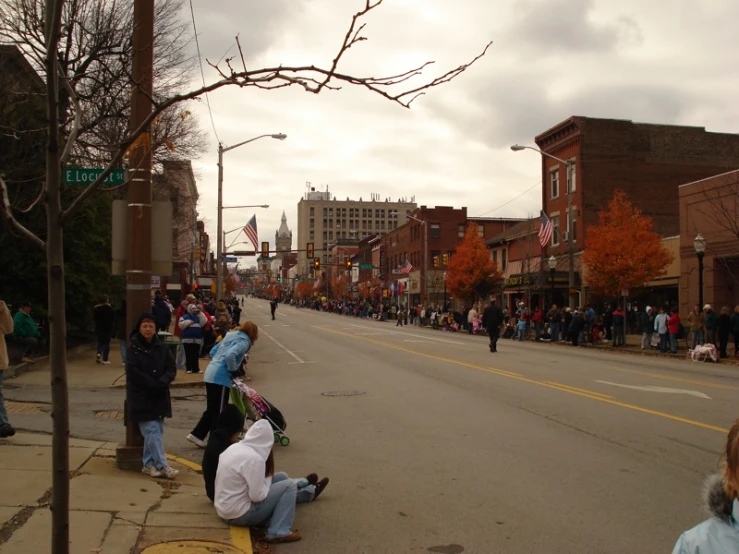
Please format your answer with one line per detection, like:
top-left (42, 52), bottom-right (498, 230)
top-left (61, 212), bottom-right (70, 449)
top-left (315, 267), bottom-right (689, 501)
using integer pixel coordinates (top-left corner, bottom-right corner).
top-left (157, 332), bottom-right (179, 359)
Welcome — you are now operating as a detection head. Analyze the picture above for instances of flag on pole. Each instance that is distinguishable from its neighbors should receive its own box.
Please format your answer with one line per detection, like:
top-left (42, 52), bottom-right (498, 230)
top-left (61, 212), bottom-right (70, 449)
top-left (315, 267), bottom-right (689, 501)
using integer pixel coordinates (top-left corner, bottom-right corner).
top-left (243, 215), bottom-right (259, 252)
top-left (538, 210), bottom-right (553, 247)
top-left (399, 258), bottom-right (413, 274)
top-left (313, 278), bottom-right (320, 289)
top-left (398, 281), bottom-right (405, 296)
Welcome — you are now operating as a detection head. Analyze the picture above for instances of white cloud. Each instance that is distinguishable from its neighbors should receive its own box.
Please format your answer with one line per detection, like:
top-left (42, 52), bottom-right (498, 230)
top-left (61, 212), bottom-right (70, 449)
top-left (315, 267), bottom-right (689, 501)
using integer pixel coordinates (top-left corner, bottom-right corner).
top-left (180, 0), bottom-right (739, 257)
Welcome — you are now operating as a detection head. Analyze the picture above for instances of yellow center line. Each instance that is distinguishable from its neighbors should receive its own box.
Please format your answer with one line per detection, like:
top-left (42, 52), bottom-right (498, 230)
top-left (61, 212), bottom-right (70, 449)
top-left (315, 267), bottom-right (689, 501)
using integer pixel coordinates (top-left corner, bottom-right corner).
top-left (543, 381), bottom-right (614, 399)
top-left (314, 325), bottom-right (729, 434)
top-left (607, 366), bottom-right (739, 391)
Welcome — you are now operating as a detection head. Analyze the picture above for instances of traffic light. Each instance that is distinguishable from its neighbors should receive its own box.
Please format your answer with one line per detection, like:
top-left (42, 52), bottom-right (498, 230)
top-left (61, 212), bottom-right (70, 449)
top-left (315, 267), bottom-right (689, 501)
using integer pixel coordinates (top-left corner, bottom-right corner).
top-left (346, 259), bottom-right (352, 270)
top-left (442, 253), bottom-right (449, 266)
top-left (261, 241), bottom-right (269, 258)
top-left (433, 255), bottom-right (440, 268)
top-left (313, 258), bottom-right (320, 270)
top-left (307, 242), bottom-right (314, 259)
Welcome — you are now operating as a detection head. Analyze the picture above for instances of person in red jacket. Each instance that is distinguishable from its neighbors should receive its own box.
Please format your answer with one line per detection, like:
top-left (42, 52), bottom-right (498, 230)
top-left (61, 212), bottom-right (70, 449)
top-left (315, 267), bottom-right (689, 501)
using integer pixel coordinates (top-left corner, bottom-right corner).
top-left (531, 307), bottom-right (544, 341)
top-left (667, 308), bottom-right (681, 355)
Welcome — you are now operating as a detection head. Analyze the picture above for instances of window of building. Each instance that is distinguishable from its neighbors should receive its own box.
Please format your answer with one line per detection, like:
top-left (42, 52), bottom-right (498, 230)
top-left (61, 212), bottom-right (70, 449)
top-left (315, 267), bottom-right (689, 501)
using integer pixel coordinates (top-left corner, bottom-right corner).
top-left (322, 254), bottom-right (327, 263)
top-left (362, 220), bottom-right (367, 230)
top-left (392, 221), bottom-right (398, 230)
top-left (478, 224), bottom-right (484, 237)
top-left (566, 208), bottom-right (577, 242)
top-left (430, 223), bottom-right (441, 239)
top-left (375, 220), bottom-right (380, 230)
top-left (502, 248), bottom-right (507, 271)
top-left (458, 224), bottom-right (465, 238)
top-left (551, 215), bottom-right (560, 246)
top-left (323, 231), bottom-right (328, 239)
top-left (550, 168), bottom-right (559, 199)
top-left (380, 220), bottom-right (385, 230)
top-left (309, 231), bottom-right (314, 240)
top-left (329, 231), bottom-right (333, 240)
top-left (328, 209), bottom-right (333, 217)
top-left (310, 207), bottom-right (315, 217)
top-left (323, 207), bottom-right (328, 217)
top-left (381, 209), bottom-right (385, 218)
top-left (568, 159), bottom-right (576, 193)
top-left (329, 219), bottom-right (333, 228)
top-left (310, 218), bottom-right (314, 228)
top-left (375, 209), bottom-right (380, 218)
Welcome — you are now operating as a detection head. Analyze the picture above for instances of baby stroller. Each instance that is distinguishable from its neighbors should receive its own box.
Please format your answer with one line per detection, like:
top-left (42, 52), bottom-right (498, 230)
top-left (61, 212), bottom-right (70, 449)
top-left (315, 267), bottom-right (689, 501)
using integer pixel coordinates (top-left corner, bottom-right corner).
top-left (231, 378), bottom-right (290, 446)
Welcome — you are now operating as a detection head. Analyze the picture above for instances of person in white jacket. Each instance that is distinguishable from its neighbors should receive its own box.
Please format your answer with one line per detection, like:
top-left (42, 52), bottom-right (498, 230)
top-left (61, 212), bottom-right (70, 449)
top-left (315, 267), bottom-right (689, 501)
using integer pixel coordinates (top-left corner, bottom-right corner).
top-left (214, 419), bottom-right (302, 543)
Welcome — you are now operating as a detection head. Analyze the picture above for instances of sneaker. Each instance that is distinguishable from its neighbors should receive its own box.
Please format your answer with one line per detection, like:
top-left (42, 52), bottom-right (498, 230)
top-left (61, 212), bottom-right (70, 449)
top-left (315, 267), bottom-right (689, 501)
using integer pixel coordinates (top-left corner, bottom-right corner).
top-left (305, 473), bottom-right (318, 486)
top-left (0, 424), bottom-right (16, 438)
top-left (186, 433), bottom-right (207, 449)
top-left (142, 465), bottom-right (162, 478)
top-left (159, 466), bottom-right (179, 479)
top-left (96, 353), bottom-right (102, 364)
top-left (102, 361), bottom-right (111, 365)
top-left (185, 370), bottom-right (192, 374)
top-left (21, 357), bottom-right (35, 363)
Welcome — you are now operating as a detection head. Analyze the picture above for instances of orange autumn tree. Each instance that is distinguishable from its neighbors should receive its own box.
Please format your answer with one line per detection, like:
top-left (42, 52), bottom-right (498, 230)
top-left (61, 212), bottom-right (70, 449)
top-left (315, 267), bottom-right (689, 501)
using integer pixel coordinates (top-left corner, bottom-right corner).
top-left (295, 280), bottom-right (313, 299)
top-left (583, 190), bottom-right (673, 298)
top-left (330, 275), bottom-right (349, 299)
top-left (446, 222), bottom-right (502, 303)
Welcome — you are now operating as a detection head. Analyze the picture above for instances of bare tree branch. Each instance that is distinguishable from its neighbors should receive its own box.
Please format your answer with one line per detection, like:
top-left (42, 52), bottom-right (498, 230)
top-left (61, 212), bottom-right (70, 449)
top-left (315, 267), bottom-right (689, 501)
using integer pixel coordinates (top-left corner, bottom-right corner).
top-left (58, 61), bottom-right (81, 164)
top-left (0, 174), bottom-right (46, 250)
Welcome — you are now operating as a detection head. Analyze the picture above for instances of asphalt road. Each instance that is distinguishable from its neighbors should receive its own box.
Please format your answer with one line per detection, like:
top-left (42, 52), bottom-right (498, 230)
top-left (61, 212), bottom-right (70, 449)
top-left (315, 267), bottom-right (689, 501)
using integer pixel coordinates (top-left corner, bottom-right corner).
top-left (7, 296), bottom-right (738, 553)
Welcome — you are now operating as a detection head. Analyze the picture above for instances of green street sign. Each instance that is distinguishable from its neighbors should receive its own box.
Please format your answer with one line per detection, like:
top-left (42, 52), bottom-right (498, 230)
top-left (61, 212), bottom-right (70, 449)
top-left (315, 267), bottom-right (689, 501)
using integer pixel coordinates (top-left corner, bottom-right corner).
top-left (358, 264), bottom-right (374, 270)
top-left (64, 167), bottom-right (125, 186)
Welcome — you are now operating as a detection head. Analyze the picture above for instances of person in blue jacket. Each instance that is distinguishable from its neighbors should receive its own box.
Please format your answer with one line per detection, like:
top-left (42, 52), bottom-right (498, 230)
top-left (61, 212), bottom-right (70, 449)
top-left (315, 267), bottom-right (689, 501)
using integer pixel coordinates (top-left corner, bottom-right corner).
top-left (672, 419), bottom-right (739, 553)
top-left (186, 320), bottom-right (258, 448)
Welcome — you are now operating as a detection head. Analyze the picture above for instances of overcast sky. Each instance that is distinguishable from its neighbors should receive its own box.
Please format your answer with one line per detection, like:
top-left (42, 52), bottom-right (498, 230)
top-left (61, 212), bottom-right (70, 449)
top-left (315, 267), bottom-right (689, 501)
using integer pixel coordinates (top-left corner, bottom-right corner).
top-left (185, 0), bottom-right (739, 257)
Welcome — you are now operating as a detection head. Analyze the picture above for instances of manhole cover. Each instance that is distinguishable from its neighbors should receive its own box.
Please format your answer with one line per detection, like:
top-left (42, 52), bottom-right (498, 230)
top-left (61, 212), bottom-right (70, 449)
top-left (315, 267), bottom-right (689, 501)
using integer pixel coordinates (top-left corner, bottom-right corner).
top-left (141, 540), bottom-right (242, 554)
top-left (321, 390), bottom-right (366, 397)
top-left (5, 401), bottom-right (48, 414)
top-left (95, 410), bottom-right (124, 420)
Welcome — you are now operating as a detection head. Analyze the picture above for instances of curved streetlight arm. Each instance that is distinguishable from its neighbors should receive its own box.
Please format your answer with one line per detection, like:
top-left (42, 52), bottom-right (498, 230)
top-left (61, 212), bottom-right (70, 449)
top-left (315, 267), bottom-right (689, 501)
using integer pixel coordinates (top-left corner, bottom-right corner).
top-left (222, 133), bottom-right (287, 154)
top-left (511, 144), bottom-right (570, 166)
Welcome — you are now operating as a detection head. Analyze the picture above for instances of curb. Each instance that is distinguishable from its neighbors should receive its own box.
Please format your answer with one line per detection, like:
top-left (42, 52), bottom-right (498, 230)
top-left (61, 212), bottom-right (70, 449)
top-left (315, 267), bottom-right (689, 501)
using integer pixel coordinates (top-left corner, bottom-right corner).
top-left (5, 342), bottom-right (95, 380)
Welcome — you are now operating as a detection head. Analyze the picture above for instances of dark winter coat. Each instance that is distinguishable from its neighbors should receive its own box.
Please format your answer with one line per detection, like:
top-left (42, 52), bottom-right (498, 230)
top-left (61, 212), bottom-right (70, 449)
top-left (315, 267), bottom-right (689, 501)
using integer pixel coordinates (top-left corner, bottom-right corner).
top-left (717, 314), bottom-right (732, 334)
top-left (126, 330), bottom-right (176, 422)
top-left (152, 298), bottom-right (171, 328)
top-left (93, 303), bottom-right (116, 336)
top-left (482, 304), bottom-right (504, 332)
top-left (114, 303), bottom-right (127, 340)
top-left (202, 404), bottom-right (246, 502)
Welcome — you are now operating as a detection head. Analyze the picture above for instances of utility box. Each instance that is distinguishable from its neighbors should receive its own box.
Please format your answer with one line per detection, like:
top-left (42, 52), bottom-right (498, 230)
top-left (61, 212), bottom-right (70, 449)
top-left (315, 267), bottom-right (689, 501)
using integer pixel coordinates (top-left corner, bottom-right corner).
top-left (111, 200), bottom-right (173, 276)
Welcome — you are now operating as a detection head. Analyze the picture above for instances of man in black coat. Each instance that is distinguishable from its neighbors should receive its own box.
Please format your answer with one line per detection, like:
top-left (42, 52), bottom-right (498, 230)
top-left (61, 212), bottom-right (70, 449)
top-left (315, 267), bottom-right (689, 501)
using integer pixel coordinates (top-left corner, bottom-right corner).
top-left (270, 299), bottom-right (277, 320)
top-left (93, 295), bottom-right (116, 365)
top-left (482, 298), bottom-right (504, 353)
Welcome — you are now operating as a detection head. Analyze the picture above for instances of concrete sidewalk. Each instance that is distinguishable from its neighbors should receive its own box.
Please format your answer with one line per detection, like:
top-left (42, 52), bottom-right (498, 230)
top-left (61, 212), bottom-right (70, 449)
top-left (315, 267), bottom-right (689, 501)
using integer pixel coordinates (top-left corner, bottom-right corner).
top-left (0, 432), bottom-right (254, 554)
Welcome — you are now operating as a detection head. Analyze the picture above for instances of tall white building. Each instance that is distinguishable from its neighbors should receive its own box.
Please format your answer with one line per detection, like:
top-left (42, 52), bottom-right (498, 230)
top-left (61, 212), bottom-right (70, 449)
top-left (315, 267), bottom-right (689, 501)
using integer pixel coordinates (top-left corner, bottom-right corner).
top-left (296, 187), bottom-right (417, 274)
top-left (275, 211), bottom-right (292, 260)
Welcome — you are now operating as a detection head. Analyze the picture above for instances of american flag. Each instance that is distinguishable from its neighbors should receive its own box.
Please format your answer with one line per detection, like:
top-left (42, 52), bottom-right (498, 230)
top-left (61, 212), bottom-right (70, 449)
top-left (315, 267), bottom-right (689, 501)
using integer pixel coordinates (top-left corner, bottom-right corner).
top-left (243, 215), bottom-right (258, 252)
top-left (400, 258), bottom-right (413, 274)
top-left (538, 210), bottom-right (553, 247)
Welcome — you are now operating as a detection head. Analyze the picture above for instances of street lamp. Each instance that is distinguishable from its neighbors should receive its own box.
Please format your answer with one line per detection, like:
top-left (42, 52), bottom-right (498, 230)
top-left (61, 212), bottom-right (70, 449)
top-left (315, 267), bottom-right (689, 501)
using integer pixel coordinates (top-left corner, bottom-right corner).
top-left (693, 233), bottom-right (707, 309)
top-left (216, 134), bottom-right (286, 299)
top-left (511, 144), bottom-right (576, 309)
top-left (548, 255), bottom-right (557, 307)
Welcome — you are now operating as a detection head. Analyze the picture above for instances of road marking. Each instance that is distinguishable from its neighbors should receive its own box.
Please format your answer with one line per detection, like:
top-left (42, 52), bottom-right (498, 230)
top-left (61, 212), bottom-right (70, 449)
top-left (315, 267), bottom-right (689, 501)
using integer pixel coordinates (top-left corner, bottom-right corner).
top-left (349, 324), bottom-right (465, 345)
top-left (288, 361), bottom-right (317, 365)
top-left (596, 381), bottom-right (712, 399)
top-left (314, 325), bottom-right (728, 434)
top-left (260, 328), bottom-right (306, 364)
top-left (282, 324), bottom-right (291, 327)
top-left (543, 382), bottom-right (614, 400)
top-left (607, 366), bottom-right (739, 391)
top-left (404, 340), bottom-right (434, 344)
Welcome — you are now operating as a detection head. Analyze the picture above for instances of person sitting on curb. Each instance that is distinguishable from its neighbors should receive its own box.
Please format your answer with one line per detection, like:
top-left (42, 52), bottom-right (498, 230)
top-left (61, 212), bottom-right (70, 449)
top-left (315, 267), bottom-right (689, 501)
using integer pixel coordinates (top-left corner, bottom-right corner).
top-left (203, 405), bottom-right (328, 504)
top-left (12, 302), bottom-right (42, 363)
top-left (214, 419), bottom-right (329, 544)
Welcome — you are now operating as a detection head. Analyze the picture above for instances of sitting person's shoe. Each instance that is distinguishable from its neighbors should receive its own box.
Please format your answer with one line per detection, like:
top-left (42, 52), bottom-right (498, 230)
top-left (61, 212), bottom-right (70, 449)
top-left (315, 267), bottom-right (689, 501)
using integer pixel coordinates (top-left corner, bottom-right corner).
top-left (313, 477), bottom-right (329, 500)
top-left (305, 473), bottom-right (318, 486)
top-left (265, 531), bottom-right (302, 544)
top-left (0, 424), bottom-right (16, 438)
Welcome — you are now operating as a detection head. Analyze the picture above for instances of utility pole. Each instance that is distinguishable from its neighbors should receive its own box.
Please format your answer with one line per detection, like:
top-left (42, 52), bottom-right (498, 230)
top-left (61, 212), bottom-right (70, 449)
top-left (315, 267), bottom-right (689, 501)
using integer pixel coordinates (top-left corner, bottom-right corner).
top-left (118, 0), bottom-right (154, 471)
top-left (216, 144), bottom-right (224, 300)
top-left (566, 161), bottom-right (576, 310)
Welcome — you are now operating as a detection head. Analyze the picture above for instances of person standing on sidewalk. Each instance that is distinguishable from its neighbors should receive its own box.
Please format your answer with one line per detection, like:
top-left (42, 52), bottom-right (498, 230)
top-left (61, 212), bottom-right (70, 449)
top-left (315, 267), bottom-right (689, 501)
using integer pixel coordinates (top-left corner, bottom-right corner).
top-left (641, 306), bottom-right (654, 350)
top-left (654, 306), bottom-right (669, 353)
top-left (93, 295), bottom-right (115, 365)
top-left (126, 313), bottom-right (178, 479)
top-left (717, 306), bottom-right (732, 359)
top-left (732, 306), bottom-right (739, 359)
top-left (12, 303), bottom-right (42, 363)
top-left (0, 299), bottom-right (15, 437)
top-left (667, 307), bottom-right (681, 355)
top-left (187, 321), bottom-right (259, 448)
top-left (152, 291), bottom-right (172, 333)
top-left (687, 304), bottom-right (705, 349)
top-left (704, 305), bottom-right (718, 346)
top-left (482, 298), bottom-right (504, 352)
top-left (547, 305), bottom-right (562, 343)
top-left (179, 304), bottom-right (207, 374)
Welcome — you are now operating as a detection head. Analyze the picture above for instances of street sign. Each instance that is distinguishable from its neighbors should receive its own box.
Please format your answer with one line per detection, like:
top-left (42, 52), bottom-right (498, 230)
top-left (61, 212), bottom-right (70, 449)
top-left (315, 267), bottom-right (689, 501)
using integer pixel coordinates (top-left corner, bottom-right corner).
top-left (64, 167), bottom-right (125, 186)
top-left (221, 256), bottom-right (237, 262)
top-left (358, 264), bottom-right (374, 270)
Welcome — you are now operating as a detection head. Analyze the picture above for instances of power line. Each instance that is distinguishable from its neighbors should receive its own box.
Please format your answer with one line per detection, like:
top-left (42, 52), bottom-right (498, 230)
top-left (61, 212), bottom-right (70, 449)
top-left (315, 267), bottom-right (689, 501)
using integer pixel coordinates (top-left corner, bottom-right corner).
top-left (472, 181), bottom-right (541, 217)
top-left (189, 0), bottom-right (220, 145)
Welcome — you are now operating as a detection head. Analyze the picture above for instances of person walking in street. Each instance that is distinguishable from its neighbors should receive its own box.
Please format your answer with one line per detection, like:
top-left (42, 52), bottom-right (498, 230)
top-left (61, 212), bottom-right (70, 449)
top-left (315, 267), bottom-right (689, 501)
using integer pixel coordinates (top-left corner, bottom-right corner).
top-left (0, 299), bottom-right (16, 437)
top-left (152, 291), bottom-right (172, 333)
top-left (654, 306), bottom-right (669, 353)
top-left (704, 305), bottom-right (718, 346)
top-left (667, 307), bottom-right (681, 355)
top-left (641, 306), bottom-right (654, 350)
top-left (671, 419), bottom-right (739, 553)
top-left (396, 306), bottom-right (404, 327)
top-left (687, 304), bottom-right (705, 349)
top-left (12, 302), bottom-right (42, 363)
top-left (482, 298), bottom-right (504, 352)
top-left (270, 299), bottom-right (278, 321)
top-left (93, 295), bottom-right (115, 365)
top-left (187, 321), bottom-right (259, 448)
top-left (179, 304), bottom-right (208, 374)
top-left (717, 306), bottom-right (732, 359)
top-left (115, 299), bottom-right (127, 365)
top-left (126, 313), bottom-right (178, 479)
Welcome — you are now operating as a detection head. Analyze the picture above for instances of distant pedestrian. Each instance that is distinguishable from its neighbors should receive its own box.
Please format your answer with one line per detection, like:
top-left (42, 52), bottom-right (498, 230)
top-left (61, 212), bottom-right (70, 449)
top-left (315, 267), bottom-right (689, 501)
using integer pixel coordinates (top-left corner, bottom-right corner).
top-left (12, 302), bottom-right (42, 363)
top-left (0, 299), bottom-right (15, 437)
top-left (396, 307), bottom-right (404, 327)
top-left (612, 305), bottom-right (626, 347)
top-left (667, 308), bottom-right (681, 354)
top-left (654, 306), bottom-right (669, 353)
top-left (687, 304), bottom-right (704, 349)
top-left (717, 307), bottom-right (732, 359)
top-left (93, 295), bottom-right (115, 365)
top-left (152, 291), bottom-right (172, 333)
top-left (704, 305), bottom-right (718, 346)
top-left (126, 313), bottom-right (178, 479)
top-left (641, 306), bottom-right (654, 350)
top-left (482, 298), bottom-right (504, 352)
top-left (270, 299), bottom-right (278, 320)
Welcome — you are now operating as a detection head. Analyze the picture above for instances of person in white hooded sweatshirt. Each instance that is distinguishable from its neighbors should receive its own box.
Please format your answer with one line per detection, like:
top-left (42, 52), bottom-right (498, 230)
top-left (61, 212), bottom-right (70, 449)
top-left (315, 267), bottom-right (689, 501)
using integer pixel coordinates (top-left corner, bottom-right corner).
top-left (214, 419), bottom-right (303, 543)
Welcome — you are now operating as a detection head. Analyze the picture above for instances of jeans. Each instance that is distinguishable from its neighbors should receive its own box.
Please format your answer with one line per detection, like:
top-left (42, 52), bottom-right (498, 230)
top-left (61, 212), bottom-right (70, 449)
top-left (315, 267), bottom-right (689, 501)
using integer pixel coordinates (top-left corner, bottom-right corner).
top-left (691, 330), bottom-right (704, 349)
top-left (641, 332), bottom-right (650, 349)
top-left (176, 343), bottom-right (186, 370)
top-left (183, 343), bottom-right (201, 373)
top-left (191, 383), bottom-right (229, 441)
top-left (550, 322), bottom-right (560, 343)
top-left (613, 326), bottom-right (625, 347)
top-left (659, 333), bottom-right (668, 353)
top-left (669, 333), bottom-right (678, 354)
top-left (226, 472), bottom-right (298, 539)
top-left (0, 370), bottom-right (8, 427)
top-left (17, 336), bottom-right (39, 357)
top-left (96, 333), bottom-right (111, 362)
top-left (139, 419), bottom-right (167, 469)
top-left (534, 322), bottom-right (542, 341)
top-left (120, 339), bottom-right (127, 364)
top-left (517, 327), bottom-right (525, 341)
top-left (274, 472), bottom-right (315, 504)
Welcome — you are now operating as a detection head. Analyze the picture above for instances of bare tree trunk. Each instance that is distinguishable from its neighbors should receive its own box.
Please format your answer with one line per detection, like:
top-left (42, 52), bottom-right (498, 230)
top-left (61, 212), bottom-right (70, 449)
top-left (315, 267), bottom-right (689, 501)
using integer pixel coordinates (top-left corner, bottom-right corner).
top-left (44, 1), bottom-right (69, 552)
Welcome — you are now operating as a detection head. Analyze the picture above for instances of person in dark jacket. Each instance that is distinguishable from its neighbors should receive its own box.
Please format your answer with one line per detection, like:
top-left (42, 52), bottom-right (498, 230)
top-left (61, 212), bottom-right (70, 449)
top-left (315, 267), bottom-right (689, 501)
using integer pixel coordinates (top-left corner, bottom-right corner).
top-left (570, 311), bottom-right (585, 347)
top-left (732, 306), bottom-right (739, 359)
top-left (126, 313), bottom-right (178, 479)
top-left (481, 298), bottom-right (504, 353)
top-left (114, 298), bottom-right (127, 365)
top-left (270, 299), bottom-right (278, 320)
top-left (152, 291), bottom-right (172, 332)
top-left (611, 306), bottom-right (626, 347)
top-left (203, 404), bottom-right (246, 502)
top-left (93, 295), bottom-right (116, 365)
top-left (717, 306), bottom-right (732, 359)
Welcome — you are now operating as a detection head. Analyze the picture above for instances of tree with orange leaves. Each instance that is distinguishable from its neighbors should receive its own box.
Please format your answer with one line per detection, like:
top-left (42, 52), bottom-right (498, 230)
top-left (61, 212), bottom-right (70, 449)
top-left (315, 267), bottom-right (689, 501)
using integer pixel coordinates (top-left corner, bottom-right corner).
top-left (295, 280), bottom-right (313, 299)
top-left (583, 190), bottom-right (673, 298)
top-left (330, 275), bottom-right (349, 299)
top-left (446, 222), bottom-right (502, 303)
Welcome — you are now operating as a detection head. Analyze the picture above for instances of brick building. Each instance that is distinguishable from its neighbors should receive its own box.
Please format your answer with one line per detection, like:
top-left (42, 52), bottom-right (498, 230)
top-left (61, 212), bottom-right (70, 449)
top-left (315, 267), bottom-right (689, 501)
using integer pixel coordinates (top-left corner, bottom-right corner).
top-left (679, 170), bottom-right (739, 315)
top-left (534, 116), bottom-right (739, 306)
top-left (325, 239), bottom-right (359, 290)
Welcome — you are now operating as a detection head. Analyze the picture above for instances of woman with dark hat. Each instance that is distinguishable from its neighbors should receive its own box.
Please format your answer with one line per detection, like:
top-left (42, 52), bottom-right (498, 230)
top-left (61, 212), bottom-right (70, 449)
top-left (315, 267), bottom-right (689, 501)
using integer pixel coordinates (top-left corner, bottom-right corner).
top-left (126, 313), bottom-right (178, 479)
